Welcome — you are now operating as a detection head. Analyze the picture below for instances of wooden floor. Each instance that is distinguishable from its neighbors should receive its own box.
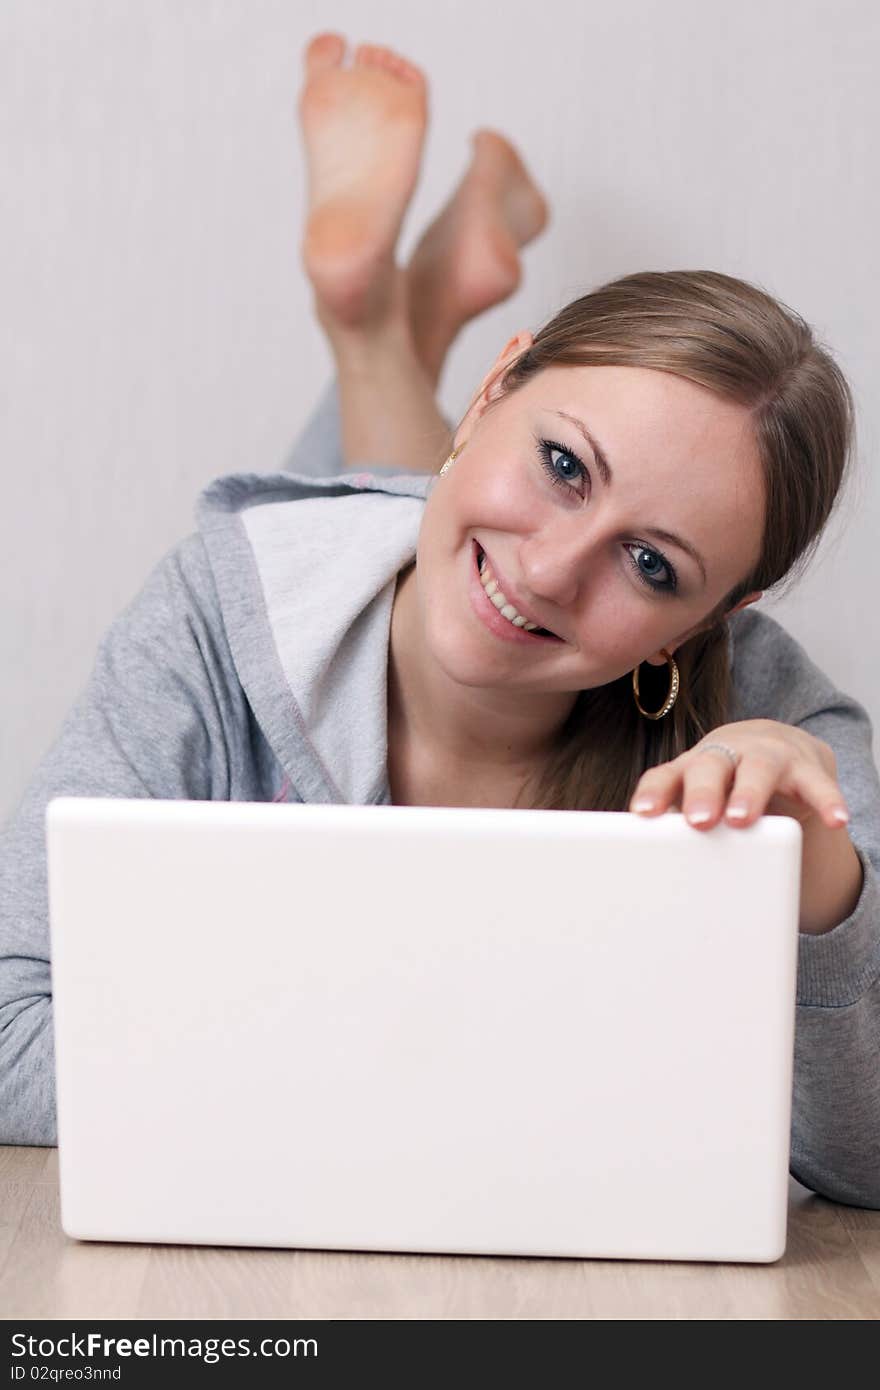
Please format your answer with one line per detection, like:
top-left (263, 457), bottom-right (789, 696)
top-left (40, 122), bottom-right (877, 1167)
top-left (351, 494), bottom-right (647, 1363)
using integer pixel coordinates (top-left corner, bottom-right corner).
top-left (1, 1146), bottom-right (878, 1319)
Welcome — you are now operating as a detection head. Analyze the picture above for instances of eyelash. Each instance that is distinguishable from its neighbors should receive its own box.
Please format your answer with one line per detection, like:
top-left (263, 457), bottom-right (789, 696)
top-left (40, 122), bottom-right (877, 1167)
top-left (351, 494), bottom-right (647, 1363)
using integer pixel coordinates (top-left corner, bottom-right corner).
top-left (536, 437), bottom-right (679, 596)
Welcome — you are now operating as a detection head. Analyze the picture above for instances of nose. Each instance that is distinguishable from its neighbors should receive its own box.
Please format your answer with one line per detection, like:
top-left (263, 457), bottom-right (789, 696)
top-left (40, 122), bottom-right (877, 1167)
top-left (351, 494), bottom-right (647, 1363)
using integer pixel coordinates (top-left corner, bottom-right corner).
top-left (518, 518), bottom-right (599, 610)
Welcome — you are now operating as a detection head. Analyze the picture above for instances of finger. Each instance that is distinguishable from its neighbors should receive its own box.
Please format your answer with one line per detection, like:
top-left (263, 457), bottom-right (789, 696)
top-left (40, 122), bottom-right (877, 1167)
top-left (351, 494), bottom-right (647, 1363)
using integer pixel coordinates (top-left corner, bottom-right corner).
top-left (786, 761), bottom-right (851, 829)
top-left (679, 747), bottom-right (738, 829)
top-left (722, 754), bottom-right (787, 827)
top-left (629, 759), bottom-right (686, 816)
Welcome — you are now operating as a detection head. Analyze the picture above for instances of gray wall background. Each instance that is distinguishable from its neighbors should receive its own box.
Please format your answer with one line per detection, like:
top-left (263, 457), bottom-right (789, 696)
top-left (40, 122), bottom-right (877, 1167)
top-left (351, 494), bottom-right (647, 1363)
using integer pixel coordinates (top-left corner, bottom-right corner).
top-left (2, 0), bottom-right (877, 823)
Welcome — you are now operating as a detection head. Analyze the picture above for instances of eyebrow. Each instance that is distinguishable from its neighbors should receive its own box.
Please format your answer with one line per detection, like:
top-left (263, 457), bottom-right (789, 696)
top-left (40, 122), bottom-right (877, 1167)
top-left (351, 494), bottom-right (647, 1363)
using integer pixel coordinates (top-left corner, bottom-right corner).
top-left (551, 409), bottom-right (708, 587)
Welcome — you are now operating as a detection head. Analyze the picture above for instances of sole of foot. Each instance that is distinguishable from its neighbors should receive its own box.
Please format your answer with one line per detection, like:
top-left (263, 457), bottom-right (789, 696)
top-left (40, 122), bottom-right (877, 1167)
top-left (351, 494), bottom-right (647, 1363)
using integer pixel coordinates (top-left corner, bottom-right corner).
top-left (299, 32), bottom-right (429, 328)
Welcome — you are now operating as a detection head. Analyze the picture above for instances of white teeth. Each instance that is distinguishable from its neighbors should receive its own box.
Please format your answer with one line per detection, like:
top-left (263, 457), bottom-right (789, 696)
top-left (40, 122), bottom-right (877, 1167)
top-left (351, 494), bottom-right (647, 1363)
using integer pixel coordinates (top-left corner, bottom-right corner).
top-left (477, 549), bottom-right (542, 633)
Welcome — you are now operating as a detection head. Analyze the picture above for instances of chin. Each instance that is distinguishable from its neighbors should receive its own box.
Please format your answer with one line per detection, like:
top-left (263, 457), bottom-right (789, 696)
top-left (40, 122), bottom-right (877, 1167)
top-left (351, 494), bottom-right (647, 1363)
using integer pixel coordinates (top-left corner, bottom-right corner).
top-left (423, 612), bottom-right (499, 688)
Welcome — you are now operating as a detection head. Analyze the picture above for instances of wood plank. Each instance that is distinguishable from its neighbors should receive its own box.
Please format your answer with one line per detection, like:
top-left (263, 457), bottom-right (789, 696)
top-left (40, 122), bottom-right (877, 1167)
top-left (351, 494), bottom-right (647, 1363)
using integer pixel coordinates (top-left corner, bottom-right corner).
top-left (136, 1243), bottom-right (307, 1320)
top-left (0, 1181), bottom-right (32, 1278)
top-left (0, 1146), bottom-right (53, 1182)
top-left (833, 1203), bottom-right (880, 1302)
top-left (0, 1182), bottom-right (151, 1319)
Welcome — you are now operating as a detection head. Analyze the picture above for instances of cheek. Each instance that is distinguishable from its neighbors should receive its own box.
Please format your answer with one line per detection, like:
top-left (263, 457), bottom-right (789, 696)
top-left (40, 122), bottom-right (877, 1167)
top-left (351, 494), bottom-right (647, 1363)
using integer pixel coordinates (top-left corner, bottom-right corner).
top-left (570, 589), bottom-right (682, 678)
top-left (458, 457), bottom-right (537, 523)
top-left (413, 514), bottom-right (470, 638)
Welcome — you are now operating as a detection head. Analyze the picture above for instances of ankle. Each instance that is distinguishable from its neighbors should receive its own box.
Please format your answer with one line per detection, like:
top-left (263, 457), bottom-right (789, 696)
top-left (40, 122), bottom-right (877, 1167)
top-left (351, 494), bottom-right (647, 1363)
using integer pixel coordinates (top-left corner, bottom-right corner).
top-left (403, 262), bottom-right (456, 386)
top-left (311, 256), bottom-right (411, 340)
top-left (407, 313), bottom-right (455, 389)
top-left (321, 300), bottom-right (422, 378)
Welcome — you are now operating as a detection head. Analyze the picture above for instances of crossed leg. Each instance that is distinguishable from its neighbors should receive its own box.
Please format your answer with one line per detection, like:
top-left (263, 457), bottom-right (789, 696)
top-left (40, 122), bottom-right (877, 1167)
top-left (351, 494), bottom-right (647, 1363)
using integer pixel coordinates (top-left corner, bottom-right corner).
top-left (295, 32), bottom-right (549, 474)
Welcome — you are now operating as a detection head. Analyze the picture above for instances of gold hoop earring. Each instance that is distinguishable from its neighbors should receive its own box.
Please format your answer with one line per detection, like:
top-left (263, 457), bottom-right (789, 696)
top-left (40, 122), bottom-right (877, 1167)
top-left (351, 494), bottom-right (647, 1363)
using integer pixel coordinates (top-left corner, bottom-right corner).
top-left (439, 443), bottom-right (464, 476)
top-left (632, 648), bottom-right (680, 720)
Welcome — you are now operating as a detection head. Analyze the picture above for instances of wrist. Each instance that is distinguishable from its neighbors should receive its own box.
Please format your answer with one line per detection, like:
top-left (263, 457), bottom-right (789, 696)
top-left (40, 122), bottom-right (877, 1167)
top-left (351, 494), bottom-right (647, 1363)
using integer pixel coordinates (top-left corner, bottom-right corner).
top-left (798, 818), bottom-right (864, 936)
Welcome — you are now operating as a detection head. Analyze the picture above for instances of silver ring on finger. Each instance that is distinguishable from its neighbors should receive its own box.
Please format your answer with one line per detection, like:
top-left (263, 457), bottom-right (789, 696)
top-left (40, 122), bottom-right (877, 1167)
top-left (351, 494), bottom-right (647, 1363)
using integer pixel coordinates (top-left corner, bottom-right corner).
top-left (699, 741), bottom-right (741, 770)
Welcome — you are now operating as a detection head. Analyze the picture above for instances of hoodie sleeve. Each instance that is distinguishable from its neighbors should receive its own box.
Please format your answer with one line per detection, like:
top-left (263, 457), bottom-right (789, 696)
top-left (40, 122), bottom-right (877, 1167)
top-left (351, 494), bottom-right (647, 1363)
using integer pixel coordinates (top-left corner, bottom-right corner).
top-left (728, 608), bottom-right (880, 1207)
top-left (0, 533), bottom-right (237, 1145)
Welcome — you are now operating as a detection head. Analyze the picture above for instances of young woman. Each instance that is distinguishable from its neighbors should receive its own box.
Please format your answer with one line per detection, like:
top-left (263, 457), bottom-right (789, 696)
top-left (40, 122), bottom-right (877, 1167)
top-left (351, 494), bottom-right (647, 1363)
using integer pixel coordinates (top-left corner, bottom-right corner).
top-left (1, 35), bottom-right (878, 1210)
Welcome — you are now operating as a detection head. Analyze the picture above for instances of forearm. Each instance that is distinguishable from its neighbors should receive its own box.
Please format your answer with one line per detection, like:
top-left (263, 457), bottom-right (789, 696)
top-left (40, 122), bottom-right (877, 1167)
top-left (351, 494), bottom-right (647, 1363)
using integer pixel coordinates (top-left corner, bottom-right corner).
top-left (798, 821), bottom-right (865, 935)
top-left (323, 310), bottom-right (453, 473)
top-left (791, 838), bottom-right (880, 1207)
top-left (0, 997), bottom-right (56, 1144)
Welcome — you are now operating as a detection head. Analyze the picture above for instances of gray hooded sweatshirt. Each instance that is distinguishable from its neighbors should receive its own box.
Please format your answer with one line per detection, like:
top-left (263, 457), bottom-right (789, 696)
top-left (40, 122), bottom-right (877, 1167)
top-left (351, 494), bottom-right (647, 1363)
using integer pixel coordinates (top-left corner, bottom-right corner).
top-left (2, 386), bottom-right (879, 1207)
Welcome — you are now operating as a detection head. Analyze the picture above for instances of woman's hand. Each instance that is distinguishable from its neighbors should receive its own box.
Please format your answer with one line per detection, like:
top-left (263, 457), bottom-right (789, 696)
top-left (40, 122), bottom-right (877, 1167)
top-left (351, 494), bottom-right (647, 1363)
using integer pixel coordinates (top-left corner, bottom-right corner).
top-left (628, 718), bottom-right (864, 934)
top-left (628, 718), bottom-right (849, 832)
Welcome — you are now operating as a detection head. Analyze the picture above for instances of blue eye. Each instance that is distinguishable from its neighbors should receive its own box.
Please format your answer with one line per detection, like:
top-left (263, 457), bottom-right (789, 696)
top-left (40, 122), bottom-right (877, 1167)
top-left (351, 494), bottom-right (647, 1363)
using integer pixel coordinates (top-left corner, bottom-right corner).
top-left (535, 436), bottom-right (678, 596)
top-left (624, 544), bottom-right (677, 595)
top-left (538, 438), bottom-right (586, 493)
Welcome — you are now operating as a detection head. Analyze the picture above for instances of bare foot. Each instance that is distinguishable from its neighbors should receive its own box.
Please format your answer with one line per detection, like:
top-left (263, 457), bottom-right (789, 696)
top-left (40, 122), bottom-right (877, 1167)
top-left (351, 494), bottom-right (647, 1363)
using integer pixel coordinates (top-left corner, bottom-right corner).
top-left (298, 33), bottom-right (428, 328)
top-left (407, 129), bottom-right (549, 383)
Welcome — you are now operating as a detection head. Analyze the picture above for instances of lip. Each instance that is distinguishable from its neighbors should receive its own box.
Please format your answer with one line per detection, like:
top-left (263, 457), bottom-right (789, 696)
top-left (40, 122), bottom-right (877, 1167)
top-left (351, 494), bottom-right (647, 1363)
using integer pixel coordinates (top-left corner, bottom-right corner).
top-left (468, 540), bottom-right (563, 646)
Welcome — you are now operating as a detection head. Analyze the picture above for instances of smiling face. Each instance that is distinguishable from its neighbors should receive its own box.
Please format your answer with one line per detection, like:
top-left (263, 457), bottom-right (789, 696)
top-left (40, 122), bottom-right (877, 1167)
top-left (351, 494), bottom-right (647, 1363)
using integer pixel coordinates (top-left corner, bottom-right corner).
top-left (414, 350), bottom-right (766, 699)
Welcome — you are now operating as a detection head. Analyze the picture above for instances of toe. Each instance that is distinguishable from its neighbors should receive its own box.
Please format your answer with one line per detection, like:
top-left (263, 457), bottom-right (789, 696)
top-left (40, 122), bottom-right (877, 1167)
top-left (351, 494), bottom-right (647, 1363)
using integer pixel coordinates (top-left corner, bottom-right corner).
top-left (394, 56), bottom-right (426, 87)
top-left (356, 42), bottom-right (422, 84)
top-left (304, 32), bottom-right (346, 74)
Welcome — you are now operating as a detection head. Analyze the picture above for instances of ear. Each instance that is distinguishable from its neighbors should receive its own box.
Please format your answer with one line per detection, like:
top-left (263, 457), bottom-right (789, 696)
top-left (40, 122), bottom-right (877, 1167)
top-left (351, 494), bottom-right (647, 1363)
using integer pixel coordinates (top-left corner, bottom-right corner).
top-left (453, 329), bottom-right (534, 448)
top-left (722, 591), bottom-right (764, 621)
top-left (642, 591), bottom-right (764, 666)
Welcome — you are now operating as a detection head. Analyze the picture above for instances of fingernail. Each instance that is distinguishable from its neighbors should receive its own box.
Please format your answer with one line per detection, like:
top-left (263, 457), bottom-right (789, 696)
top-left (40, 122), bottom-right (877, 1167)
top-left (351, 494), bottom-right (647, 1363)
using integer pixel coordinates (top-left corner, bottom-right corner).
top-left (632, 797), bottom-right (656, 812)
top-left (688, 805), bottom-right (712, 824)
top-left (831, 807), bottom-right (849, 824)
top-left (726, 801), bottom-right (749, 820)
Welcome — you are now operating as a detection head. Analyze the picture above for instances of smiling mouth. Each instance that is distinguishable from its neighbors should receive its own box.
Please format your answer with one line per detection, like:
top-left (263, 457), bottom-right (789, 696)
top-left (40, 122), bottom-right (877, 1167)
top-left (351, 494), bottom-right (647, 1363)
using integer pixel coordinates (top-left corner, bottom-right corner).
top-left (475, 543), bottom-right (562, 641)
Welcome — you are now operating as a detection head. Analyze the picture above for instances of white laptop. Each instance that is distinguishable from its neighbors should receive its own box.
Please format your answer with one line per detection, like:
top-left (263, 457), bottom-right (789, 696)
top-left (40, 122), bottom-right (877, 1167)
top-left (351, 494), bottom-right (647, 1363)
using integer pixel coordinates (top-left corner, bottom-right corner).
top-left (45, 796), bottom-right (802, 1264)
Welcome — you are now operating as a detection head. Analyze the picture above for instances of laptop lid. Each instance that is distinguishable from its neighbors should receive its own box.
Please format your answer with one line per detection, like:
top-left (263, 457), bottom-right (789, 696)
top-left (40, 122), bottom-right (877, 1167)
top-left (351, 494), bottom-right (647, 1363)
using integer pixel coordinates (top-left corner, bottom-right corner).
top-left (46, 796), bottom-right (801, 1263)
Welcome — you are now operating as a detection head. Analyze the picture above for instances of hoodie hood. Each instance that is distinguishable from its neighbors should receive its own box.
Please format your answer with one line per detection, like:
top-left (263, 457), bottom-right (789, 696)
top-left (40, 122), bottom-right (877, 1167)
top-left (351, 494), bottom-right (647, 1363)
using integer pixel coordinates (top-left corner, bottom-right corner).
top-left (196, 464), bottom-right (740, 807)
top-left (196, 467), bottom-right (431, 807)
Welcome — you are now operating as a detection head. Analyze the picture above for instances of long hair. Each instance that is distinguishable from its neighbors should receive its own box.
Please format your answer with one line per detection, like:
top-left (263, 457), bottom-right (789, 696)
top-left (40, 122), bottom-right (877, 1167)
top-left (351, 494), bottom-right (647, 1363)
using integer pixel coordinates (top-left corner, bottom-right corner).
top-left (469, 270), bottom-right (856, 811)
